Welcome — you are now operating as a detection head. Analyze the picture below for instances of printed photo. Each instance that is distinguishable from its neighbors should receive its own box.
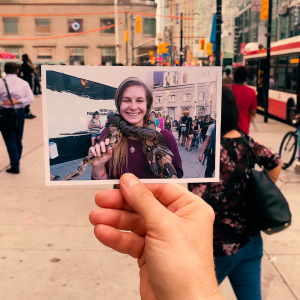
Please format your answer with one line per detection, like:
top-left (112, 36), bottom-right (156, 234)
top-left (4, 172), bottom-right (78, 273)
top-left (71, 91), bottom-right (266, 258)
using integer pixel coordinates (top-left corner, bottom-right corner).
top-left (42, 66), bottom-right (222, 185)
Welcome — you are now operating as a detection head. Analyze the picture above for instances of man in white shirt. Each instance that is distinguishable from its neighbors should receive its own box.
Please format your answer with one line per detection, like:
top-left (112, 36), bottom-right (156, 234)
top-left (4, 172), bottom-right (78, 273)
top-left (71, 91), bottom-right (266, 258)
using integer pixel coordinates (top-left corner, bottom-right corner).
top-left (0, 62), bottom-right (34, 174)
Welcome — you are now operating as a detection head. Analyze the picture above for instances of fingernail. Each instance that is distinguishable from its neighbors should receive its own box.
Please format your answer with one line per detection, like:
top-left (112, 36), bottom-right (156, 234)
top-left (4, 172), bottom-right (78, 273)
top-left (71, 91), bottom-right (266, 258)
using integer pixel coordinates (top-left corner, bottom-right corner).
top-left (122, 173), bottom-right (141, 188)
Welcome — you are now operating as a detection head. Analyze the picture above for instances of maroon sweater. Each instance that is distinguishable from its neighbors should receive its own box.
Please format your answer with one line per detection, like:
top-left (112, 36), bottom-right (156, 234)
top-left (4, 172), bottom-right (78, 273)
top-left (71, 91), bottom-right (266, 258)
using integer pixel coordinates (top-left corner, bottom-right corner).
top-left (99, 127), bottom-right (183, 179)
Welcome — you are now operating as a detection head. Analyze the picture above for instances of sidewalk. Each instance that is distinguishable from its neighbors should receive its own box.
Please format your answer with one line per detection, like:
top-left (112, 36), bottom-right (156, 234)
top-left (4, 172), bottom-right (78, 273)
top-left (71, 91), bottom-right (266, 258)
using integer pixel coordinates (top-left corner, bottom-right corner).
top-left (1, 99), bottom-right (300, 300)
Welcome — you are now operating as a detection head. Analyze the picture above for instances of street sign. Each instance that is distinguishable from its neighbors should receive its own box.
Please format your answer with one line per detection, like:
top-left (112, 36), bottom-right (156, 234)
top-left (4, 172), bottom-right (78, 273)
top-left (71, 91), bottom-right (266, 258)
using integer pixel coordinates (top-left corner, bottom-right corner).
top-left (148, 50), bottom-right (154, 57)
top-left (251, 0), bottom-right (262, 11)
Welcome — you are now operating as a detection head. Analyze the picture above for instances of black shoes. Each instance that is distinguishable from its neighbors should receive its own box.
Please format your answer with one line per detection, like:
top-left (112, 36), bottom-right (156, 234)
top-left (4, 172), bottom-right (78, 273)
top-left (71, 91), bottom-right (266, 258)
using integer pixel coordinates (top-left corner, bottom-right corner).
top-left (25, 113), bottom-right (36, 119)
top-left (6, 167), bottom-right (20, 174)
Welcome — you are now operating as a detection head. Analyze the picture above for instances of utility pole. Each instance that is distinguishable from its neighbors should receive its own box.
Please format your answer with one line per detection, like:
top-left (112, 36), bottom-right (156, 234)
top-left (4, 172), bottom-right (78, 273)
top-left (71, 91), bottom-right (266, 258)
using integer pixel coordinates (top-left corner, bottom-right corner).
top-left (180, 13), bottom-right (183, 66)
top-left (125, 12), bottom-right (128, 66)
top-left (114, 0), bottom-right (119, 64)
top-left (264, 0), bottom-right (273, 123)
top-left (131, 14), bottom-right (135, 64)
top-left (215, 0), bottom-right (222, 66)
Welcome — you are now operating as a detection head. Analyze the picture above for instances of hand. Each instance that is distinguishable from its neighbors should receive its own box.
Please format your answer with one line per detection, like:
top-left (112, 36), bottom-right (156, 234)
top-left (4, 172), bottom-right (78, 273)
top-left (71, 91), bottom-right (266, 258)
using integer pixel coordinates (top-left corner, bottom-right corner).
top-left (2, 98), bottom-right (20, 106)
top-left (199, 153), bottom-right (204, 162)
top-left (89, 138), bottom-right (113, 168)
top-left (89, 174), bottom-right (223, 300)
top-left (148, 154), bottom-right (172, 166)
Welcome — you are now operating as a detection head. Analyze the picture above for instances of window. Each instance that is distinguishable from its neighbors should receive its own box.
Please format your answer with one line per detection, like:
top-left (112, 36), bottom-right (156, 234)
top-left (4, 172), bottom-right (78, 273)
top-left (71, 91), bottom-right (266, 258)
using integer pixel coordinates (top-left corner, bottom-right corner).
top-left (244, 11), bottom-right (249, 27)
top-left (100, 19), bottom-right (115, 34)
top-left (244, 31), bottom-right (249, 43)
top-left (143, 18), bottom-right (156, 36)
top-left (68, 19), bottom-right (83, 33)
top-left (3, 18), bottom-right (18, 34)
top-left (183, 94), bottom-right (191, 102)
top-left (37, 48), bottom-right (52, 59)
top-left (101, 48), bottom-right (115, 65)
top-left (280, 15), bottom-right (289, 39)
top-left (246, 59), bottom-right (257, 86)
top-left (277, 67), bottom-right (286, 89)
top-left (251, 28), bottom-right (258, 42)
top-left (4, 47), bottom-right (20, 59)
top-left (69, 48), bottom-right (84, 65)
top-left (251, 11), bottom-right (258, 24)
top-left (271, 19), bottom-right (277, 42)
top-left (156, 96), bottom-right (163, 103)
top-left (36, 19), bottom-right (51, 33)
top-left (168, 95), bottom-right (176, 102)
top-left (286, 67), bottom-right (297, 92)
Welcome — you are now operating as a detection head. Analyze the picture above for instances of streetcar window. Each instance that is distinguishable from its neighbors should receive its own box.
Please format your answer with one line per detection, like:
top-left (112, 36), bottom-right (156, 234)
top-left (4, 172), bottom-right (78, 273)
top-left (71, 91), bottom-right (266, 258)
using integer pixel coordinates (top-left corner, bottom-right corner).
top-left (277, 67), bottom-right (286, 89)
top-left (278, 56), bottom-right (288, 65)
top-left (247, 60), bottom-right (257, 86)
top-left (286, 67), bottom-right (298, 92)
top-left (269, 67), bottom-right (276, 89)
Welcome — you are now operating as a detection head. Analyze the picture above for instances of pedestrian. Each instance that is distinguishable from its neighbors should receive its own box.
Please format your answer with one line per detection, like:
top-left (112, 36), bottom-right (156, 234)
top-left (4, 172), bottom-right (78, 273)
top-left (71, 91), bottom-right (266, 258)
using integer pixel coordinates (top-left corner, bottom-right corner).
top-left (88, 111), bottom-right (103, 146)
top-left (180, 114), bottom-right (188, 146)
top-left (157, 112), bottom-right (164, 129)
top-left (191, 119), bottom-right (200, 149)
top-left (0, 62), bottom-right (34, 174)
top-left (200, 115), bottom-right (211, 143)
top-left (231, 66), bottom-right (257, 134)
top-left (33, 66), bottom-right (41, 95)
top-left (189, 86), bottom-right (282, 300)
top-left (132, 63), bottom-right (138, 66)
top-left (89, 77), bottom-right (183, 179)
top-left (164, 115), bottom-right (172, 132)
top-left (198, 120), bottom-right (216, 177)
top-left (18, 54), bottom-right (37, 119)
top-left (222, 68), bottom-right (233, 85)
top-left (185, 117), bottom-right (194, 151)
top-left (90, 173), bottom-right (224, 300)
top-left (151, 110), bottom-right (159, 127)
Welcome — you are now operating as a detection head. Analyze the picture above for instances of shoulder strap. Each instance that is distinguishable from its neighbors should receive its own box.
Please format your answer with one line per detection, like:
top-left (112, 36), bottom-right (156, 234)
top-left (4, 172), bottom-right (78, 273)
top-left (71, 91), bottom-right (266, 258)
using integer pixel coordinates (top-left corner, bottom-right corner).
top-left (2, 79), bottom-right (14, 108)
top-left (240, 134), bottom-right (262, 168)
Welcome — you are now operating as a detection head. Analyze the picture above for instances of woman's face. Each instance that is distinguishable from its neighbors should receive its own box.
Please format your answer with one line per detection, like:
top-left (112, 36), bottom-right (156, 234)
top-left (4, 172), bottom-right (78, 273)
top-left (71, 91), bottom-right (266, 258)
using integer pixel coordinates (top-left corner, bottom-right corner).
top-left (205, 116), bottom-right (210, 122)
top-left (120, 85), bottom-right (147, 126)
top-left (157, 113), bottom-right (161, 118)
top-left (94, 114), bottom-right (100, 120)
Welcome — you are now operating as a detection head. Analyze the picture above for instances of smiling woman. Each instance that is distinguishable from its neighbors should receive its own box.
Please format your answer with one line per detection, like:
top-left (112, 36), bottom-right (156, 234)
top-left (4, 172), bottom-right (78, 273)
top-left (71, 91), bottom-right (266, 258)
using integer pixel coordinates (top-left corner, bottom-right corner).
top-left (89, 77), bottom-right (183, 180)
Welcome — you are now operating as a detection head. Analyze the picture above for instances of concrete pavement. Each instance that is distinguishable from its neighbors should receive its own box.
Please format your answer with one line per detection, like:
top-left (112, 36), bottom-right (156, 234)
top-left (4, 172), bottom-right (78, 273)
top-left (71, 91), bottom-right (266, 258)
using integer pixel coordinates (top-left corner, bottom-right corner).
top-left (1, 97), bottom-right (300, 300)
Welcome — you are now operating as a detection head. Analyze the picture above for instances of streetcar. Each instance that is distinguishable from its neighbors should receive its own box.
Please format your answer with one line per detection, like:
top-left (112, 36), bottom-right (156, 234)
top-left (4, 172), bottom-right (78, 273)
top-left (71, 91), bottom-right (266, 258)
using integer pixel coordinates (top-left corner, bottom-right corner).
top-left (244, 36), bottom-right (300, 124)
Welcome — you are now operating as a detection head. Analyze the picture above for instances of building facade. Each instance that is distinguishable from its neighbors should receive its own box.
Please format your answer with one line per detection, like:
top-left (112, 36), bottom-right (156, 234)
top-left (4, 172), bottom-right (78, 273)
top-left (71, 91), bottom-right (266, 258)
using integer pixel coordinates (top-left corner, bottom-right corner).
top-left (0, 0), bottom-right (156, 66)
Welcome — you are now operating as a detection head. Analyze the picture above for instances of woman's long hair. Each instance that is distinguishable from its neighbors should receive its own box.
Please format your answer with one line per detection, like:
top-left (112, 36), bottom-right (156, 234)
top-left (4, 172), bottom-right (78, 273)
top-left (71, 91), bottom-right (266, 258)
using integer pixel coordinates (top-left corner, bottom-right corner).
top-left (186, 117), bottom-right (193, 131)
top-left (108, 77), bottom-right (153, 178)
top-left (221, 86), bottom-right (239, 135)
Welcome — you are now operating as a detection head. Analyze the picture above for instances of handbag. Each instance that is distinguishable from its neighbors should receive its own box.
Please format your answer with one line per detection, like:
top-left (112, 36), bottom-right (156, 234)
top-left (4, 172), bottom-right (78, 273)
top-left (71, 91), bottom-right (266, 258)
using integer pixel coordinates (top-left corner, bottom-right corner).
top-left (188, 134), bottom-right (194, 139)
top-left (242, 136), bottom-right (291, 235)
top-left (0, 79), bottom-right (18, 132)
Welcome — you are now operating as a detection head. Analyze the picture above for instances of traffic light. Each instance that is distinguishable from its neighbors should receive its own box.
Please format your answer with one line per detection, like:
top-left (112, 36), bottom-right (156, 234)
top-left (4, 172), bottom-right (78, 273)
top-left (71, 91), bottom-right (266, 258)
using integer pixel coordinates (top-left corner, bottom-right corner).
top-left (200, 39), bottom-right (205, 50)
top-left (162, 42), bottom-right (169, 54)
top-left (175, 59), bottom-right (179, 65)
top-left (136, 16), bottom-right (142, 34)
top-left (125, 30), bottom-right (129, 42)
top-left (158, 43), bottom-right (163, 54)
top-left (206, 43), bottom-right (213, 56)
top-left (151, 57), bottom-right (156, 65)
top-left (261, 0), bottom-right (269, 20)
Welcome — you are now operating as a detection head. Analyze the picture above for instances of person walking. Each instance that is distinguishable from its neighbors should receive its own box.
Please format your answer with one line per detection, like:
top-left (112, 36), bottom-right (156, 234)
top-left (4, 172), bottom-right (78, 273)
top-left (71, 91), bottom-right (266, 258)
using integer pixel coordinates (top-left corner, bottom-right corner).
top-left (222, 68), bottom-right (233, 85)
top-left (191, 119), bottom-right (201, 149)
top-left (19, 54), bottom-right (37, 119)
top-left (200, 115), bottom-right (211, 143)
top-left (231, 66), bottom-right (257, 134)
top-left (33, 67), bottom-right (41, 95)
top-left (189, 86), bottom-right (282, 300)
top-left (0, 62), bottom-right (35, 174)
top-left (185, 117), bottom-right (194, 151)
top-left (164, 115), bottom-right (172, 132)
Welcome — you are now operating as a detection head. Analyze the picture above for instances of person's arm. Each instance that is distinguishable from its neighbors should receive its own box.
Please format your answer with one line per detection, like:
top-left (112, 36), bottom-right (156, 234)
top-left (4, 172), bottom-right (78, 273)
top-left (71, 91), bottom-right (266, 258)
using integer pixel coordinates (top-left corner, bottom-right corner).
top-left (249, 90), bottom-right (258, 120)
top-left (12, 82), bottom-right (35, 108)
top-left (199, 136), bottom-right (210, 162)
top-left (88, 121), bottom-right (93, 129)
top-left (251, 137), bottom-right (282, 183)
top-left (90, 174), bottom-right (225, 300)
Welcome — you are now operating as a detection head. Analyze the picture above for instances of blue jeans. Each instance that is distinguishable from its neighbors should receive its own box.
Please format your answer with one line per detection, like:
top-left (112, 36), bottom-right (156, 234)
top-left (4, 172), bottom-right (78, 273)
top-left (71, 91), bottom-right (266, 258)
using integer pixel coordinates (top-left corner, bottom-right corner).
top-left (214, 232), bottom-right (263, 300)
top-left (1, 108), bottom-right (25, 169)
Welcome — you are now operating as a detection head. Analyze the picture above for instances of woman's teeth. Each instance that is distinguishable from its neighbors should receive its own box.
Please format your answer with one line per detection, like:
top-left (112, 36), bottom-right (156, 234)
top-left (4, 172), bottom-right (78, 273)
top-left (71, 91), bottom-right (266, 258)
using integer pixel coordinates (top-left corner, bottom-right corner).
top-left (127, 113), bottom-right (139, 116)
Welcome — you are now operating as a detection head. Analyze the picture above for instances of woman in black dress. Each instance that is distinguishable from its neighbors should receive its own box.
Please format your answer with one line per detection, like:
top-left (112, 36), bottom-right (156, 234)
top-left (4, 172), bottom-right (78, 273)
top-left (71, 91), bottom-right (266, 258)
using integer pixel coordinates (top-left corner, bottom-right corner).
top-left (200, 115), bottom-right (211, 143)
top-left (164, 115), bottom-right (172, 132)
top-left (185, 117), bottom-right (194, 151)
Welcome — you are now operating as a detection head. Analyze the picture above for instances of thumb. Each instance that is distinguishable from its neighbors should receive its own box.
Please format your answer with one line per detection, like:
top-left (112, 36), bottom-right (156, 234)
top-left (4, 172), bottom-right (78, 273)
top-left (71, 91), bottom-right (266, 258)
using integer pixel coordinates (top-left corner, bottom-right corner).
top-left (119, 173), bottom-right (170, 230)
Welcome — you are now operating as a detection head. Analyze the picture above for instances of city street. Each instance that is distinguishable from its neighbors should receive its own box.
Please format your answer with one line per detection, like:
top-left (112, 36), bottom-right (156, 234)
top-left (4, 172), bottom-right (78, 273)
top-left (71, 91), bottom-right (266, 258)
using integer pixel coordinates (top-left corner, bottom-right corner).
top-left (1, 96), bottom-right (300, 300)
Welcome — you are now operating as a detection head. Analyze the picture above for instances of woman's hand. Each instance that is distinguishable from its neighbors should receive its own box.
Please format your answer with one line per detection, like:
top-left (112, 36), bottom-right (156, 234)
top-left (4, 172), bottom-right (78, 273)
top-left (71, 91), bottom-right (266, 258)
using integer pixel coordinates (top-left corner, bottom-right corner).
top-left (89, 174), bottom-right (223, 300)
top-left (89, 138), bottom-right (113, 167)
